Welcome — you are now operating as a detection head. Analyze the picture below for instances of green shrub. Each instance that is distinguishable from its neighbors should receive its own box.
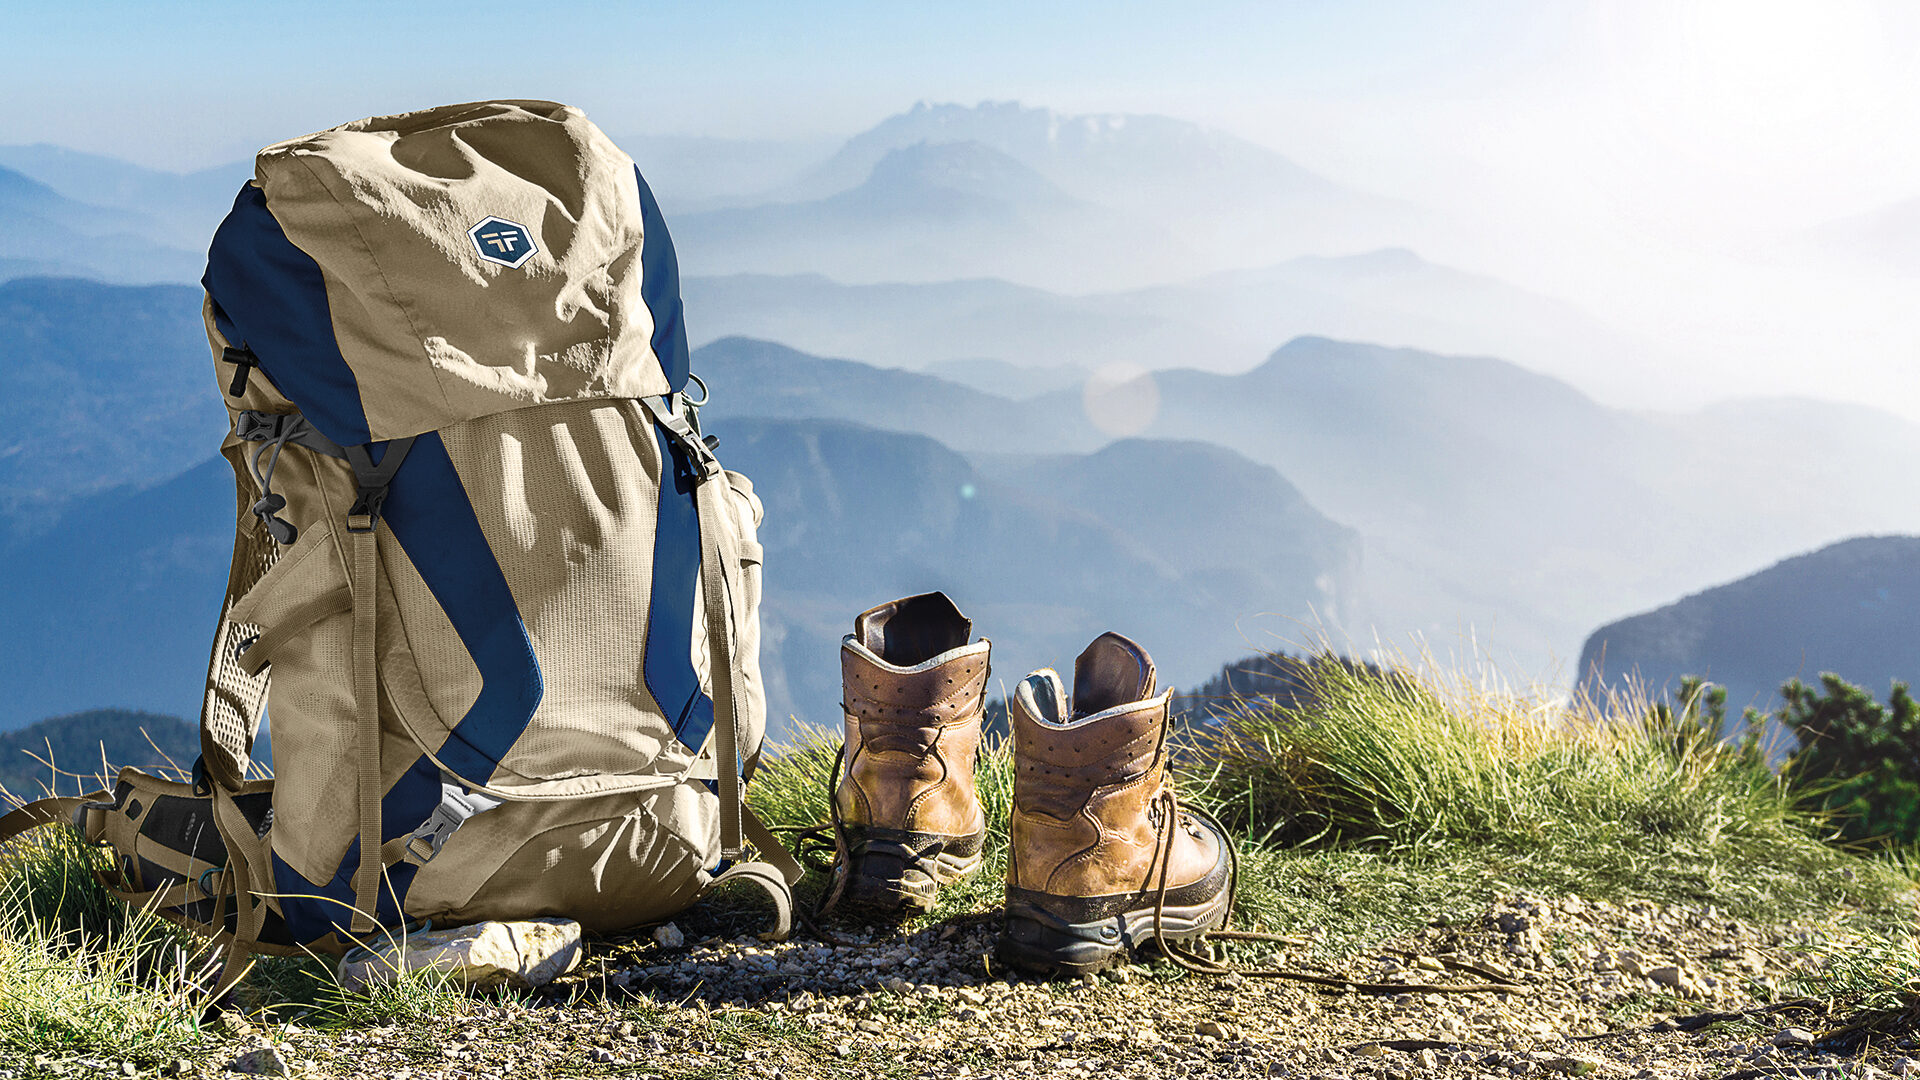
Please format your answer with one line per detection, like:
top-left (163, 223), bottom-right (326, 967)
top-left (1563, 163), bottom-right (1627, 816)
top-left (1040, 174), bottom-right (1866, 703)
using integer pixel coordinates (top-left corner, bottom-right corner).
top-left (1777, 674), bottom-right (1920, 849)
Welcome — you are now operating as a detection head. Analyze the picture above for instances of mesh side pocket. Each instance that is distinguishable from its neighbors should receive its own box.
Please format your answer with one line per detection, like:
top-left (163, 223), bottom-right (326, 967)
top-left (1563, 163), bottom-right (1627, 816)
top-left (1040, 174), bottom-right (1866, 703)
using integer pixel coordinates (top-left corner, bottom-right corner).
top-left (200, 457), bottom-right (282, 792)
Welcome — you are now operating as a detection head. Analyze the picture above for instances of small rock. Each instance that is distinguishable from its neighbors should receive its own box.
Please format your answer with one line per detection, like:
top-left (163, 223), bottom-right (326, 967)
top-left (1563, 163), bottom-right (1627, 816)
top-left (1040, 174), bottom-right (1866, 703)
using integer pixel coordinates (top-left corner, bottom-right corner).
top-left (1890, 1057), bottom-right (1917, 1076)
top-left (1541, 1057), bottom-right (1600, 1076)
top-left (1773, 1028), bottom-right (1816, 1049)
top-left (337, 918), bottom-right (582, 991)
top-left (654, 923), bottom-right (686, 949)
top-left (1646, 966), bottom-right (1686, 988)
top-left (1614, 950), bottom-right (1647, 978)
top-left (587, 1046), bottom-right (616, 1063)
top-left (1196, 1020), bottom-right (1231, 1039)
top-left (1417, 1049), bottom-right (1440, 1070)
top-left (1356, 1043), bottom-right (1390, 1058)
top-left (225, 1048), bottom-right (291, 1077)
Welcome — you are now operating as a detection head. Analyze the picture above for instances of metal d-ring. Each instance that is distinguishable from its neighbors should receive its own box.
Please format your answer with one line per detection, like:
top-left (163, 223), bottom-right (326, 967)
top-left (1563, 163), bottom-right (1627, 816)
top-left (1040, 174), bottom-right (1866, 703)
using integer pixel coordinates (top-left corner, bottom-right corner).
top-left (682, 372), bottom-right (711, 407)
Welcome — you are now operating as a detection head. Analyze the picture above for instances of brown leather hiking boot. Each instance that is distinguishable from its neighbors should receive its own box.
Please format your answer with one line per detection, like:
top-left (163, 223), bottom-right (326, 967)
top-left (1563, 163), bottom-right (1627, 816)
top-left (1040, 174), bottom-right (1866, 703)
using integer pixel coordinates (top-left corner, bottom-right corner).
top-left (998, 632), bottom-right (1233, 975)
top-left (830, 591), bottom-right (990, 916)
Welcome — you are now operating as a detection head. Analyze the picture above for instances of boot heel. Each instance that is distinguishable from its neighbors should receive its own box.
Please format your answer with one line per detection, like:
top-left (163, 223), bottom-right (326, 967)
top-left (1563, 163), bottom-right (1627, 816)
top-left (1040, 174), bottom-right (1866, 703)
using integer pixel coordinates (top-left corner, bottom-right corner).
top-left (996, 899), bottom-right (1128, 976)
top-left (838, 826), bottom-right (983, 916)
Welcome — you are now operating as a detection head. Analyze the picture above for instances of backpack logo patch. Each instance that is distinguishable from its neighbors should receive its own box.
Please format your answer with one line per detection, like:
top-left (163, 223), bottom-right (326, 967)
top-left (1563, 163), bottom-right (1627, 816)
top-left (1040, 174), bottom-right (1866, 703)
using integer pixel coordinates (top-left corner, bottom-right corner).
top-left (467, 216), bottom-right (538, 269)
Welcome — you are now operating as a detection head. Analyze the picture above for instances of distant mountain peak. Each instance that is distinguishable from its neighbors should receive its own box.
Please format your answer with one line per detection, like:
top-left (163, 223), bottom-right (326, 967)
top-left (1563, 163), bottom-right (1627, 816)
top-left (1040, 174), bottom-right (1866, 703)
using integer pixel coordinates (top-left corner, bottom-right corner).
top-left (858, 140), bottom-right (1073, 206)
top-left (784, 99), bottom-right (1342, 206)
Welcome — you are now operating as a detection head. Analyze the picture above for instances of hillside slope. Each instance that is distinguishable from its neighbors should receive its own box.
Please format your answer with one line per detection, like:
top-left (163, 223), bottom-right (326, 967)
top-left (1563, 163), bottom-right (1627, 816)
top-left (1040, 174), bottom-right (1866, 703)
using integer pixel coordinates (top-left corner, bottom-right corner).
top-left (1579, 535), bottom-right (1920, 714)
top-left (0, 708), bottom-right (197, 798)
top-left (0, 277), bottom-right (223, 537)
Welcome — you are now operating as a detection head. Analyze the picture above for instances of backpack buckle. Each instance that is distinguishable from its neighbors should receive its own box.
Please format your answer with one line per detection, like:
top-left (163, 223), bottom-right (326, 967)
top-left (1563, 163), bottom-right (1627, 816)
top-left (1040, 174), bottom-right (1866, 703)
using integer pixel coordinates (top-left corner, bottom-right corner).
top-left (405, 783), bottom-right (504, 863)
top-left (641, 395), bottom-right (723, 483)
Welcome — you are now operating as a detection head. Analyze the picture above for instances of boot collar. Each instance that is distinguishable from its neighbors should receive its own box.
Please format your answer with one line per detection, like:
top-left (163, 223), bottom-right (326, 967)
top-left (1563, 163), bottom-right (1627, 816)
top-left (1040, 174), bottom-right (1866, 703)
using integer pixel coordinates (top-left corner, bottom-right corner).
top-left (1015, 667), bottom-right (1172, 730)
top-left (842, 635), bottom-right (991, 675)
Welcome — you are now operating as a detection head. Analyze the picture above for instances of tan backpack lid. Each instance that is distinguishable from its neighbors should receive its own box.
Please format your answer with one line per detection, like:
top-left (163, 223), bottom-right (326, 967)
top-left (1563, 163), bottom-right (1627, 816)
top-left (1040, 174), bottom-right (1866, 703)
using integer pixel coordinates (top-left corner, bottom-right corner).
top-left (214, 100), bottom-right (673, 445)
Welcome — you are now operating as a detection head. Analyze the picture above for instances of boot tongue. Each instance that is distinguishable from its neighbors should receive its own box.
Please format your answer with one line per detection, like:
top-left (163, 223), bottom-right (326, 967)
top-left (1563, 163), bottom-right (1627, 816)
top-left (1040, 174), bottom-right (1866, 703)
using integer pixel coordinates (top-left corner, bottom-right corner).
top-left (1015, 670), bottom-right (1069, 727)
top-left (852, 591), bottom-right (973, 667)
top-left (1071, 632), bottom-right (1156, 718)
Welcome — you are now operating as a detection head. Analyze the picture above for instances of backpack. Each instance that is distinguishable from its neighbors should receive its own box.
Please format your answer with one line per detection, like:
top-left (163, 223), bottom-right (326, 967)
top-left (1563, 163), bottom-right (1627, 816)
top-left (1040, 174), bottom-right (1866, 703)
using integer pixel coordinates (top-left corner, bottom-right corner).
top-left (0, 100), bottom-right (801, 990)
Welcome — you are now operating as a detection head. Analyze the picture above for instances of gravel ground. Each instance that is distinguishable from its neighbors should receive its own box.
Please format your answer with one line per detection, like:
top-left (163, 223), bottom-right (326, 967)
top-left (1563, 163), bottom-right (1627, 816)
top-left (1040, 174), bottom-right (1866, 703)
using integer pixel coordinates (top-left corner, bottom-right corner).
top-left (52, 892), bottom-right (1920, 1079)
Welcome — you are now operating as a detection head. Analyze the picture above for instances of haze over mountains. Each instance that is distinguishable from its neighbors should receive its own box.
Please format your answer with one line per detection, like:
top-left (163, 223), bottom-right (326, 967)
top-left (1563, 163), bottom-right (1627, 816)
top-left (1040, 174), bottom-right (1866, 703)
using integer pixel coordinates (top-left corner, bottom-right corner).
top-left (2, 101), bottom-right (1677, 406)
top-left (0, 362), bottom-right (1359, 735)
top-left (0, 97), bottom-right (1911, 756)
top-left (694, 334), bottom-right (1920, 682)
top-left (0, 277), bottom-right (224, 536)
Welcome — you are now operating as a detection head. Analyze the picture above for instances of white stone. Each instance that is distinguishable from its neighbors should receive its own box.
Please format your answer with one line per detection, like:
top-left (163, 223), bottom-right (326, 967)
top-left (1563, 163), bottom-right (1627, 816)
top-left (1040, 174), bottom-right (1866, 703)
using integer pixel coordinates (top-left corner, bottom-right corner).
top-left (1772, 1028), bottom-right (1815, 1049)
top-left (654, 922), bottom-right (686, 949)
top-left (336, 918), bottom-right (581, 992)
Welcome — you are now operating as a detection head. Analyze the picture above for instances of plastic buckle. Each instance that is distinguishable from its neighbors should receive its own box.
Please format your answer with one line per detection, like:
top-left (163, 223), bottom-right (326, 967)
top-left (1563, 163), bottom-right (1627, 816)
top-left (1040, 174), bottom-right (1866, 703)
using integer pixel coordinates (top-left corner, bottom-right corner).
top-left (405, 784), bottom-right (503, 863)
top-left (232, 411), bottom-right (287, 443)
top-left (643, 396), bottom-right (724, 482)
top-left (344, 488), bottom-right (386, 533)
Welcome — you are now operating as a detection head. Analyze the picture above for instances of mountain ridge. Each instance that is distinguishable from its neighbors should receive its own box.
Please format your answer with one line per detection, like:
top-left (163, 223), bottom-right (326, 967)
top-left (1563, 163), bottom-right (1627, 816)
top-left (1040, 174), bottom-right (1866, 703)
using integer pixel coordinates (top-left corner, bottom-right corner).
top-left (1578, 535), bottom-right (1920, 715)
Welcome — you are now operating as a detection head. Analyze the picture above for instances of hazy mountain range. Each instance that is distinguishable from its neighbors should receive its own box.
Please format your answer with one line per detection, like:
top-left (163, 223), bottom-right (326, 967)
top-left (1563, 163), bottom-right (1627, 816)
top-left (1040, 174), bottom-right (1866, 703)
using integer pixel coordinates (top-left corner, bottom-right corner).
top-left (1579, 535), bottom-right (1920, 717)
top-left (2, 99), bottom-right (1912, 756)
top-left (0, 277), bottom-right (225, 537)
top-left (771, 100), bottom-right (1422, 267)
top-left (690, 334), bottom-right (1920, 681)
top-left (681, 246), bottom-right (1661, 404)
top-left (0, 101), bottom-right (1676, 406)
top-left (0, 165), bottom-right (205, 284)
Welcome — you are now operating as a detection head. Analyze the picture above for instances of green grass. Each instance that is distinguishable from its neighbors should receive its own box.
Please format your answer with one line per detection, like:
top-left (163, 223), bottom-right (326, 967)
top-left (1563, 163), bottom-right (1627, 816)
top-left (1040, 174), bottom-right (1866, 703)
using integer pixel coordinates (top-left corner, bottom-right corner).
top-left (0, 790), bottom-right (486, 1069)
top-left (1181, 656), bottom-right (1915, 929)
top-left (748, 653), bottom-right (1917, 962)
top-left (7, 652), bottom-right (1919, 1067)
top-left (0, 824), bottom-right (211, 1069)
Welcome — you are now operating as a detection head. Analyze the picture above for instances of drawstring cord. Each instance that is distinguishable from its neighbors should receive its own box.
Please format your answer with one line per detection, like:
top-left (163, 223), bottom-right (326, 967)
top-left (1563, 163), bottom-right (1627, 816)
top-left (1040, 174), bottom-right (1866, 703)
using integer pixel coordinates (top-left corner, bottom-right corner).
top-left (245, 419), bottom-right (302, 545)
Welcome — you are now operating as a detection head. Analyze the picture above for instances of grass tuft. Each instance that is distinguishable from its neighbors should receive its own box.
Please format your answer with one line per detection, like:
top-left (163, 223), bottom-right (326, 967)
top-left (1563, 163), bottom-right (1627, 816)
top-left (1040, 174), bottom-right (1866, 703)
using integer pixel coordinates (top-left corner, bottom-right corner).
top-left (0, 824), bottom-right (211, 1066)
top-left (1179, 653), bottom-right (1913, 928)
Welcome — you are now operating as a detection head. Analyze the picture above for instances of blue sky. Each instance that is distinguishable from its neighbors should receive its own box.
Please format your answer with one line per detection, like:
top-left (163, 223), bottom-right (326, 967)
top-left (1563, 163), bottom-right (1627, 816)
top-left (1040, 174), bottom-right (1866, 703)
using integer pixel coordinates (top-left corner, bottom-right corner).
top-left (7, 1), bottom-right (1918, 414)
top-left (9, 1), bottom-right (1571, 167)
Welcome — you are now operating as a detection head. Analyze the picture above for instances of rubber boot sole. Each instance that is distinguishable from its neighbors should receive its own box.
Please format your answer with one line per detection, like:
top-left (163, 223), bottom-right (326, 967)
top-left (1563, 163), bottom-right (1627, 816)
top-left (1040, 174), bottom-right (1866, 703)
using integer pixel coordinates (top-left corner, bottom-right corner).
top-left (995, 842), bottom-right (1234, 977)
top-left (836, 827), bottom-right (985, 918)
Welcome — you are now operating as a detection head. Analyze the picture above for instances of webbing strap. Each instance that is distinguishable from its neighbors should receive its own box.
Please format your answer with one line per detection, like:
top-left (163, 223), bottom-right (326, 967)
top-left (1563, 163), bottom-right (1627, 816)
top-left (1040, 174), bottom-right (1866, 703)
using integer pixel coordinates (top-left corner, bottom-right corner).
top-left (0, 793), bottom-right (106, 847)
top-left (638, 395), bottom-right (797, 935)
top-left (741, 804), bottom-right (805, 887)
top-left (236, 586), bottom-right (351, 676)
top-left (694, 473), bottom-right (746, 858)
top-left (341, 437), bottom-right (413, 937)
top-left (347, 520), bottom-right (380, 935)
